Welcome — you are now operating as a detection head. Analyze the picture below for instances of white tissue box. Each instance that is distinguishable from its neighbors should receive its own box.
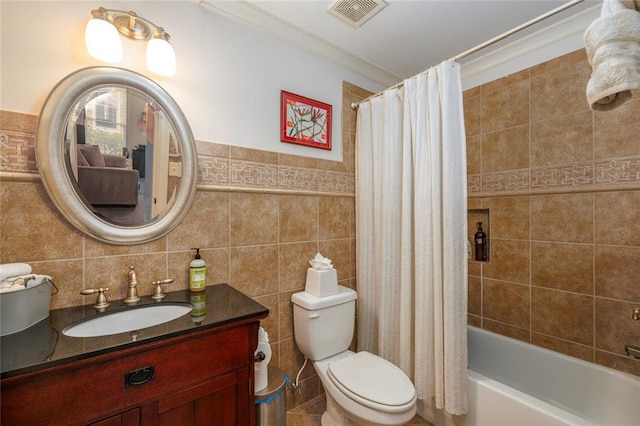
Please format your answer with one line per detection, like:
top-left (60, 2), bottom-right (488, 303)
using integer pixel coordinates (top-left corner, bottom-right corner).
top-left (305, 268), bottom-right (338, 297)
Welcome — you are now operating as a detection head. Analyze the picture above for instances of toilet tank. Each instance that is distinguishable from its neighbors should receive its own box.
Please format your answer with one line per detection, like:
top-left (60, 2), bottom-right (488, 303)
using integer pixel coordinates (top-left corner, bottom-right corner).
top-left (291, 286), bottom-right (357, 361)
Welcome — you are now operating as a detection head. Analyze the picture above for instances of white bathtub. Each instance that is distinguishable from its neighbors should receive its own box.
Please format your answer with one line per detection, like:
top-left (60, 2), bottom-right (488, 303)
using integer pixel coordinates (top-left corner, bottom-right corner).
top-left (419, 326), bottom-right (640, 426)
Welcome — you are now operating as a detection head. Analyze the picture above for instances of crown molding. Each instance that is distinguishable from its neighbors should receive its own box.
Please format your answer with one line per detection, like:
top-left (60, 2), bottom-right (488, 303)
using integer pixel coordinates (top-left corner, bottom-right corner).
top-left (199, 0), bottom-right (599, 91)
top-left (460, 4), bottom-right (600, 89)
top-left (199, 0), bottom-right (402, 87)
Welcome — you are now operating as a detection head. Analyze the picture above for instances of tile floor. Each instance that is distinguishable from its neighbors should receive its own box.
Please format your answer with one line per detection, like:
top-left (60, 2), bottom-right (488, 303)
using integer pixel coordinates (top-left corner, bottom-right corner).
top-left (286, 394), bottom-right (431, 425)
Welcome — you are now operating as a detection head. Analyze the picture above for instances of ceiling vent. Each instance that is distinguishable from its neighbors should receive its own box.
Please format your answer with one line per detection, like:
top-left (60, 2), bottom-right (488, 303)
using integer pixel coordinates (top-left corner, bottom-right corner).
top-left (327, 0), bottom-right (386, 28)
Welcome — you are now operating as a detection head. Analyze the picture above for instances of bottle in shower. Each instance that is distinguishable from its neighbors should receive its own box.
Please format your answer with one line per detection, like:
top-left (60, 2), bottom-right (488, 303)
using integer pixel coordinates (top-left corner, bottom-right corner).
top-left (475, 222), bottom-right (487, 261)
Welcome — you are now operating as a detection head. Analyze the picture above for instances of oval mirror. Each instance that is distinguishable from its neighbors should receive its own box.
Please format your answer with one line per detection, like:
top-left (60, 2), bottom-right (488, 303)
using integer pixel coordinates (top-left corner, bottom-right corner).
top-left (36, 67), bottom-right (197, 244)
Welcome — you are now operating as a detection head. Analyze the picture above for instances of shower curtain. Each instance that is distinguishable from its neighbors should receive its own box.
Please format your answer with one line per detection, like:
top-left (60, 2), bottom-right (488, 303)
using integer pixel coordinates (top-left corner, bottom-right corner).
top-left (355, 61), bottom-right (468, 415)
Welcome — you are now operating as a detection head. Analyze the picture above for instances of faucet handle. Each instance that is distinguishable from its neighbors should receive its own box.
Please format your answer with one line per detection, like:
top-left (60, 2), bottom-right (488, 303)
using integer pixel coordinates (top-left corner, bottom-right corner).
top-left (151, 278), bottom-right (174, 300)
top-left (81, 287), bottom-right (110, 310)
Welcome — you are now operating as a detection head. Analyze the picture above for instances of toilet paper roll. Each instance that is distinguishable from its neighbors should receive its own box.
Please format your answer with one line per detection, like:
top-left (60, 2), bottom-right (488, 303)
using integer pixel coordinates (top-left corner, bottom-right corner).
top-left (254, 340), bottom-right (272, 392)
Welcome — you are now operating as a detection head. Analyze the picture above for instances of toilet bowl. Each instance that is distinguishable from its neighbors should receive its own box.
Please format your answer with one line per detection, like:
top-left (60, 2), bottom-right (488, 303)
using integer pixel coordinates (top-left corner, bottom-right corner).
top-left (292, 286), bottom-right (417, 425)
top-left (314, 351), bottom-right (417, 425)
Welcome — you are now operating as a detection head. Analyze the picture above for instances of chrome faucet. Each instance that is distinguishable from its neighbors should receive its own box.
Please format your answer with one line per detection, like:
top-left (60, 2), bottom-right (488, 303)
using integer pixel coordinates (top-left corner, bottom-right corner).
top-left (123, 266), bottom-right (141, 305)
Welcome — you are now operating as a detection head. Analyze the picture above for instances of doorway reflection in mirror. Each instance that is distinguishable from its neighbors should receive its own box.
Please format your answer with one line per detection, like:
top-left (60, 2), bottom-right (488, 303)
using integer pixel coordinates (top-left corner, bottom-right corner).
top-left (137, 109), bottom-right (155, 222)
top-left (65, 90), bottom-right (178, 226)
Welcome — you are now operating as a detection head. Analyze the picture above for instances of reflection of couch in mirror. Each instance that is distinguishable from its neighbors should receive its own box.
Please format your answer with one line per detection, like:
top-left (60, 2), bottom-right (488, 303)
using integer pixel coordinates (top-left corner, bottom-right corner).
top-left (75, 144), bottom-right (139, 207)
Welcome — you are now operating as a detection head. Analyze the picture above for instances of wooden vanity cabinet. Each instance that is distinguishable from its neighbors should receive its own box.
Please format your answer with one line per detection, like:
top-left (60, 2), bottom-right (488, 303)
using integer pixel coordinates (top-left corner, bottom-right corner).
top-left (1, 320), bottom-right (261, 426)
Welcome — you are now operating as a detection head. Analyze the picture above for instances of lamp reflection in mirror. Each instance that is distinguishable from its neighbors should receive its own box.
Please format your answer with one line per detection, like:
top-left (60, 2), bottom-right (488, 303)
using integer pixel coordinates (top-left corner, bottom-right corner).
top-left (85, 7), bottom-right (176, 77)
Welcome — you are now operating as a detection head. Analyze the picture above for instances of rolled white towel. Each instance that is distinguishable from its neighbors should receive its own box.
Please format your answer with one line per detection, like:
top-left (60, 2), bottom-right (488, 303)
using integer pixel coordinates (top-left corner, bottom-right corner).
top-left (0, 278), bottom-right (27, 293)
top-left (0, 274), bottom-right (52, 293)
top-left (583, 9), bottom-right (640, 110)
top-left (0, 263), bottom-right (32, 281)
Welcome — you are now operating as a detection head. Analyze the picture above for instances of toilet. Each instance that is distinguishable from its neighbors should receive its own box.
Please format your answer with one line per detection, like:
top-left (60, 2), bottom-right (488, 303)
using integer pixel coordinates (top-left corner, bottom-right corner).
top-left (292, 286), bottom-right (417, 425)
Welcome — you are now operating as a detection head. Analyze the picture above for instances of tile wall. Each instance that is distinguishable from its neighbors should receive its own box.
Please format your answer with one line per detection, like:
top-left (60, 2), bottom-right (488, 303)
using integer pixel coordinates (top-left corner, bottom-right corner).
top-left (466, 49), bottom-right (640, 377)
top-left (0, 82), bottom-right (371, 411)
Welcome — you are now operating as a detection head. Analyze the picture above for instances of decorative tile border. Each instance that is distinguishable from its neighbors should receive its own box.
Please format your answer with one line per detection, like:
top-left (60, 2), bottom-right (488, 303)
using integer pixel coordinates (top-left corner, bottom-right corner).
top-left (531, 162), bottom-right (592, 190)
top-left (0, 131), bottom-right (37, 173)
top-left (198, 157), bottom-right (355, 194)
top-left (318, 170), bottom-right (355, 194)
top-left (0, 127), bottom-right (355, 196)
top-left (199, 156), bottom-right (229, 185)
top-left (468, 175), bottom-right (482, 194)
top-left (595, 158), bottom-right (640, 186)
top-left (482, 169), bottom-right (529, 193)
top-left (230, 159), bottom-right (278, 188)
top-left (469, 156), bottom-right (640, 196)
top-left (278, 166), bottom-right (318, 191)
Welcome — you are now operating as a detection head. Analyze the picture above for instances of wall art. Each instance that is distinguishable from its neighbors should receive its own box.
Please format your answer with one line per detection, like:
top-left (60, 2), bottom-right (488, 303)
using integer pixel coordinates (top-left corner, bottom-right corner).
top-left (281, 91), bottom-right (332, 150)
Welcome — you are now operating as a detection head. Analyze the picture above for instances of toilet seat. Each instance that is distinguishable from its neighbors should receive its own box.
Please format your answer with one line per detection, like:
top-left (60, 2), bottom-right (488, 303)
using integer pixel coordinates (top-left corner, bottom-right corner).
top-left (327, 351), bottom-right (416, 413)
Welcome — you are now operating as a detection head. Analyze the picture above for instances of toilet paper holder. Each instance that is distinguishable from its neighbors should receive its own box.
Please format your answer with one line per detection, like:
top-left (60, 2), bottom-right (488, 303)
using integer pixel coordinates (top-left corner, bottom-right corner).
top-left (254, 327), bottom-right (272, 393)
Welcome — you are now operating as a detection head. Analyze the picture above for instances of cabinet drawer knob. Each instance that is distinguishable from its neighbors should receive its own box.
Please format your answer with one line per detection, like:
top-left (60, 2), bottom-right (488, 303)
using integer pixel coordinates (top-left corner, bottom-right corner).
top-left (125, 365), bottom-right (155, 387)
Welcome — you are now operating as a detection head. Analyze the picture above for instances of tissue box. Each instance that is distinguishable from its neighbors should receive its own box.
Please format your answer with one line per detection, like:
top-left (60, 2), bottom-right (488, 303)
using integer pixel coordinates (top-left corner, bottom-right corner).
top-left (0, 280), bottom-right (52, 336)
top-left (305, 268), bottom-right (338, 297)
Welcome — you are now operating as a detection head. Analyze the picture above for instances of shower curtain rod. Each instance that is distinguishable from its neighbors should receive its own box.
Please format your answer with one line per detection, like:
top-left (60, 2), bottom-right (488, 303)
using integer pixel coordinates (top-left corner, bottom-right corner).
top-left (350, 0), bottom-right (585, 109)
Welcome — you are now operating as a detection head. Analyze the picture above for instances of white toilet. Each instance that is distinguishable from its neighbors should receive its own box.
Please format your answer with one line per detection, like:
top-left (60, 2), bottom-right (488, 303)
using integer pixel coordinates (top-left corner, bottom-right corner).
top-left (292, 286), bottom-right (417, 425)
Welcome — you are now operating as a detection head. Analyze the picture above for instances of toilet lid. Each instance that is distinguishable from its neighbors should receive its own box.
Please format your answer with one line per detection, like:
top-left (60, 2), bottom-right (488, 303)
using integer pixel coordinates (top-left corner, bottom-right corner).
top-left (327, 351), bottom-right (416, 411)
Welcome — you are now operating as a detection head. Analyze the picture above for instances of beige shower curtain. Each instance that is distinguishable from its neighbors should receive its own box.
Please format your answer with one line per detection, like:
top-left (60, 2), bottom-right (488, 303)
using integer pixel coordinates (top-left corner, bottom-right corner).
top-left (355, 61), bottom-right (468, 415)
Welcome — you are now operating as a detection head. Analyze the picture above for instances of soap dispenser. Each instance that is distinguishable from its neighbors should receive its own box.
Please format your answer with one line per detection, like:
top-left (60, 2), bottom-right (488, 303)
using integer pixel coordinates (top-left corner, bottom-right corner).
top-left (190, 248), bottom-right (206, 292)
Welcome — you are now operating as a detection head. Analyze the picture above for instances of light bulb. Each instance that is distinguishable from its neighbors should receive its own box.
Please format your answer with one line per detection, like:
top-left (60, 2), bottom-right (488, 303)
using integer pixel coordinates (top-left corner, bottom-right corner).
top-left (85, 17), bottom-right (123, 64)
top-left (146, 32), bottom-right (176, 76)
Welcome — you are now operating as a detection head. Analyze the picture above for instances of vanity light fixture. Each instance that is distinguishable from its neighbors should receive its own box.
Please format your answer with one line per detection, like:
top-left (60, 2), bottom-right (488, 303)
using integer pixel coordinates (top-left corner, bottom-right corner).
top-left (85, 7), bottom-right (176, 76)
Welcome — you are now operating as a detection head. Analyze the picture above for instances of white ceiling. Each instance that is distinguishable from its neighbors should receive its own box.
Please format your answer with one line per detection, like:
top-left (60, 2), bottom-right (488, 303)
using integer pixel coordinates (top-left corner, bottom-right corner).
top-left (202, 0), bottom-right (601, 86)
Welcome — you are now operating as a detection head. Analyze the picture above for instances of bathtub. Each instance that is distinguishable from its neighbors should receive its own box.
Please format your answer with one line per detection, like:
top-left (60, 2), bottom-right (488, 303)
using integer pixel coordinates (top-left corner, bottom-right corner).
top-left (419, 326), bottom-right (640, 425)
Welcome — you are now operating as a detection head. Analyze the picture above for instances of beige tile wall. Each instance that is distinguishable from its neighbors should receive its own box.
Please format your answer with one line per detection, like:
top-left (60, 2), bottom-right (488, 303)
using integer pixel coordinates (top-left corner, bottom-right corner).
top-left (465, 49), bottom-right (640, 377)
top-left (0, 82), bottom-right (371, 410)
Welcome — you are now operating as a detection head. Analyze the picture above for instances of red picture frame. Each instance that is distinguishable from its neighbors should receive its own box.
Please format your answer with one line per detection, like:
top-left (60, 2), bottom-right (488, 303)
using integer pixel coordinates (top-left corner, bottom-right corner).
top-left (281, 91), bottom-right (332, 150)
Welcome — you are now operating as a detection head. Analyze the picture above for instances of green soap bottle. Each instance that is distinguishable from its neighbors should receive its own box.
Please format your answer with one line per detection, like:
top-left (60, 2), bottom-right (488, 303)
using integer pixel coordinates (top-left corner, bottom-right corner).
top-left (190, 248), bottom-right (206, 292)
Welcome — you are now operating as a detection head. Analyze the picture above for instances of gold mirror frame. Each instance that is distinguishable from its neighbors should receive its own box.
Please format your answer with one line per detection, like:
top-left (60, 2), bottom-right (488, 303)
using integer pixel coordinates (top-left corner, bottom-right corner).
top-left (36, 67), bottom-right (197, 245)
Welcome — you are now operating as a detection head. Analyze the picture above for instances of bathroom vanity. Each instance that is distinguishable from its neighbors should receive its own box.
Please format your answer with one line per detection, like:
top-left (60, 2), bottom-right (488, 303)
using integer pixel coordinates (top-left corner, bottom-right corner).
top-left (0, 284), bottom-right (269, 425)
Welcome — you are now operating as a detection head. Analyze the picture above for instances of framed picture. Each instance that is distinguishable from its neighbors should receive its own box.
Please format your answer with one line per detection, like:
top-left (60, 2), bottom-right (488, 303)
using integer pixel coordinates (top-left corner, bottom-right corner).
top-left (281, 91), bottom-right (332, 150)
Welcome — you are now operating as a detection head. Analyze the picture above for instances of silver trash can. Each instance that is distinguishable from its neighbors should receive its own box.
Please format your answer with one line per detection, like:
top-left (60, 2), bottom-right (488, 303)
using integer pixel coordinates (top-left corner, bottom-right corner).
top-left (255, 366), bottom-right (288, 426)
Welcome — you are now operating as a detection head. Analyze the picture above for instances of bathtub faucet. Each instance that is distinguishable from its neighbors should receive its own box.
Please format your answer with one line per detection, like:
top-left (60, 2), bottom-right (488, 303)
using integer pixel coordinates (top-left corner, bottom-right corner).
top-left (626, 345), bottom-right (640, 359)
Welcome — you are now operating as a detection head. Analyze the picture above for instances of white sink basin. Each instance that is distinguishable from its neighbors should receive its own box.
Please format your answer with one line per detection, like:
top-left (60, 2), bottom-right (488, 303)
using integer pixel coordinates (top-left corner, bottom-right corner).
top-left (62, 303), bottom-right (193, 337)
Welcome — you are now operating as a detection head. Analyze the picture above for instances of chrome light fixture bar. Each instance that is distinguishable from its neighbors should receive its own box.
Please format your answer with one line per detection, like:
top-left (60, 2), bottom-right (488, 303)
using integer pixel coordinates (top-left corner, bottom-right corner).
top-left (85, 7), bottom-right (176, 76)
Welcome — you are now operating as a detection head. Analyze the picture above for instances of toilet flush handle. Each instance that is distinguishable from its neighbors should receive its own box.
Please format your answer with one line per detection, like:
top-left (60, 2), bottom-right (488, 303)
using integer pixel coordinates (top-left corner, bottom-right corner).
top-left (309, 311), bottom-right (320, 319)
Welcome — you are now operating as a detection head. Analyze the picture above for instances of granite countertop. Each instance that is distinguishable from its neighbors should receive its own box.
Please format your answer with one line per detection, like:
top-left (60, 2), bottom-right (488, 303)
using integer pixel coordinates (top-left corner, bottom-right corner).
top-left (0, 283), bottom-right (269, 379)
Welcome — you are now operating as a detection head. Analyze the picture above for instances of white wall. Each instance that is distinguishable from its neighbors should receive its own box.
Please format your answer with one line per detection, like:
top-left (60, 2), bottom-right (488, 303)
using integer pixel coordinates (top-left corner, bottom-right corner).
top-left (460, 3), bottom-right (599, 90)
top-left (0, 1), bottom-right (384, 161)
